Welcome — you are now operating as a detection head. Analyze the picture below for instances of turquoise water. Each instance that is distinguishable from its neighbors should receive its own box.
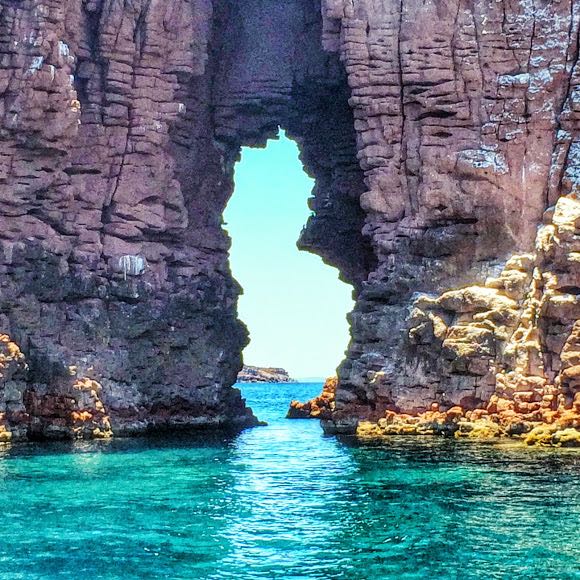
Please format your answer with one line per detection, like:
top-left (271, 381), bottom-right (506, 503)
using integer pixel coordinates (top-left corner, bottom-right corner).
top-left (0, 382), bottom-right (579, 579)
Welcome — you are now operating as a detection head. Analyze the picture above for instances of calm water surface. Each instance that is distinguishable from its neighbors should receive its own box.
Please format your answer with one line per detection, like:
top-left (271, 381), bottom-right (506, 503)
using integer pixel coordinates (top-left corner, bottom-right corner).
top-left (0, 382), bottom-right (579, 579)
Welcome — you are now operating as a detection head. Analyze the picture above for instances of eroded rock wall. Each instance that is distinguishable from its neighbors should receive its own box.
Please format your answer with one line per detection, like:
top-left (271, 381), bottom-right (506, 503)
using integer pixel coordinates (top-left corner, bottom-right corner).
top-left (1, 0), bottom-right (579, 442)
top-left (211, 0), bottom-right (374, 289)
top-left (320, 0), bottom-right (580, 437)
top-left (0, 0), bottom-right (372, 440)
top-left (0, 0), bottom-right (252, 439)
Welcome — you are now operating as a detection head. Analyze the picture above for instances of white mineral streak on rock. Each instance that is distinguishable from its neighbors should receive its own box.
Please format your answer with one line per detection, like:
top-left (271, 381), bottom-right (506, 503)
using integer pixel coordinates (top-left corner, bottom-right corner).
top-left (117, 255), bottom-right (147, 279)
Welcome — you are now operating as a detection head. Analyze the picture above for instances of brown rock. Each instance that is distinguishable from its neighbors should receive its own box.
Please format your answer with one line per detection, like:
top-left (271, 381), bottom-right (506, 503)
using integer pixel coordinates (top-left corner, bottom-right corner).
top-left (287, 377), bottom-right (337, 420)
top-left (1, 1), bottom-right (579, 444)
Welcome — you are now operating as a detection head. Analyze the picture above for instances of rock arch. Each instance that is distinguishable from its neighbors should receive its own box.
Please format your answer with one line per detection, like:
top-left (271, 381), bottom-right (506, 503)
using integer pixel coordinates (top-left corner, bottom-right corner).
top-left (0, 0), bottom-right (578, 441)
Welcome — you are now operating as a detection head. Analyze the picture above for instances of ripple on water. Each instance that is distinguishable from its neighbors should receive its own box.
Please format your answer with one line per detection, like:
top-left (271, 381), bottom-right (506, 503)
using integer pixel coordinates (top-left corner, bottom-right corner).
top-left (0, 383), bottom-right (578, 579)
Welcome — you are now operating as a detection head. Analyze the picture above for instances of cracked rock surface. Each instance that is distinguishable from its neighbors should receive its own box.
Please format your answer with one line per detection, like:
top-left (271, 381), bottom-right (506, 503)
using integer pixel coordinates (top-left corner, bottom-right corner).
top-left (0, 0), bottom-right (370, 439)
top-left (0, 0), bottom-right (579, 442)
top-left (320, 0), bottom-right (580, 444)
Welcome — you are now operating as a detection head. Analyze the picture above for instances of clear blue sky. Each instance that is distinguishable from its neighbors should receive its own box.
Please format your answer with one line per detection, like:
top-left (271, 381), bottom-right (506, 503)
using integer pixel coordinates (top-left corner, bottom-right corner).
top-left (224, 132), bottom-right (354, 380)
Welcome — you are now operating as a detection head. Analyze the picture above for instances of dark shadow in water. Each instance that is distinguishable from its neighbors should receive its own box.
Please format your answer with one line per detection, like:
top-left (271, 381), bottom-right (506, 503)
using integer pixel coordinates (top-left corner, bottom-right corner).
top-left (0, 430), bottom-right (245, 460)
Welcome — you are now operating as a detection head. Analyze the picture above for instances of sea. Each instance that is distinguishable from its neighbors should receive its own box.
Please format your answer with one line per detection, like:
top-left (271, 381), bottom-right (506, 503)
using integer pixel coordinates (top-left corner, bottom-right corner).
top-left (0, 382), bottom-right (579, 579)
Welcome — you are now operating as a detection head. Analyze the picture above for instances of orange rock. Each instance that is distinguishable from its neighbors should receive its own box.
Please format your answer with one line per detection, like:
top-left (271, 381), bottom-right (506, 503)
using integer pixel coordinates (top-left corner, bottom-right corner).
top-left (470, 409), bottom-right (489, 421)
top-left (514, 391), bottom-right (539, 403)
top-left (287, 376), bottom-right (337, 419)
top-left (445, 406), bottom-right (464, 421)
top-left (496, 398), bottom-right (515, 413)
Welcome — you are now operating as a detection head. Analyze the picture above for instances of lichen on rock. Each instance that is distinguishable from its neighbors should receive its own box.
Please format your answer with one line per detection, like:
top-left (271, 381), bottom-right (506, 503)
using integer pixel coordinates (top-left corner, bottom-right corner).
top-left (350, 194), bottom-right (580, 446)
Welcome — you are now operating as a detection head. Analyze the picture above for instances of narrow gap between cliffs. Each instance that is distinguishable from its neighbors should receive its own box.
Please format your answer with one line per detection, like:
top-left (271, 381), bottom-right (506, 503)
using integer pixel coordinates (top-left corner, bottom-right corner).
top-left (223, 131), bottom-right (354, 383)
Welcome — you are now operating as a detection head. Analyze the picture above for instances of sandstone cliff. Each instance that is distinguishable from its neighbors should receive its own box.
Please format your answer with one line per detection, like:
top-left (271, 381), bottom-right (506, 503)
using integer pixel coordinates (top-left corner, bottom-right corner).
top-left (0, 0), bottom-right (579, 443)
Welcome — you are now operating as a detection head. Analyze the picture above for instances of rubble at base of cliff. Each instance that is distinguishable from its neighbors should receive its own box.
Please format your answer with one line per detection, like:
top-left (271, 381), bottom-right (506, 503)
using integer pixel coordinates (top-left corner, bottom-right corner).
top-left (287, 377), bottom-right (337, 419)
top-left (292, 376), bottom-right (580, 447)
top-left (355, 401), bottom-right (580, 448)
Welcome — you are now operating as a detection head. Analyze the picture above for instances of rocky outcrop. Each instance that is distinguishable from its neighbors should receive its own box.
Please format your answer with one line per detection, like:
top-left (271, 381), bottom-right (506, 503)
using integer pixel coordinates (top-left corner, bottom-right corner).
top-left (319, 0), bottom-right (580, 445)
top-left (357, 193), bottom-right (580, 445)
top-left (1, 0), bottom-right (579, 443)
top-left (287, 376), bottom-right (336, 419)
top-left (0, 333), bottom-right (113, 441)
top-left (0, 334), bottom-right (28, 442)
top-left (237, 366), bottom-right (296, 383)
top-left (0, 0), bottom-right (367, 440)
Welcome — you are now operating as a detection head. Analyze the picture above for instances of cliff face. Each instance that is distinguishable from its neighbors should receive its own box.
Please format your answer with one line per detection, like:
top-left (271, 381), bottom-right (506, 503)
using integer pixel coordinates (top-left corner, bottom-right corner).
top-left (0, 0), bottom-right (578, 441)
top-left (320, 0), bottom-right (580, 439)
top-left (0, 0), bottom-right (370, 440)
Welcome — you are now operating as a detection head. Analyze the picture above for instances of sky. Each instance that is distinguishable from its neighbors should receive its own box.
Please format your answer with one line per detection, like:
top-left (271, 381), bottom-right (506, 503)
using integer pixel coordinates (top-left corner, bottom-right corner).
top-left (223, 132), bottom-right (354, 380)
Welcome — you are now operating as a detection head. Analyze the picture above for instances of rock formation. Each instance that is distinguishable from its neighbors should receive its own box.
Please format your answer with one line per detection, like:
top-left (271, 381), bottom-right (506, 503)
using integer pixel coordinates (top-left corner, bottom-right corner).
top-left (0, 0), bottom-right (368, 440)
top-left (318, 0), bottom-right (580, 447)
top-left (0, 0), bottom-right (579, 444)
top-left (287, 376), bottom-right (336, 419)
top-left (237, 365), bottom-right (296, 383)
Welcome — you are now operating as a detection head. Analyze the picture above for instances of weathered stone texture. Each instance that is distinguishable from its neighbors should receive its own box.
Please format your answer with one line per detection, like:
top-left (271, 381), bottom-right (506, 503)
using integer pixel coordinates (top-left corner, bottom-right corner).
top-left (1, 0), bottom-right (579, 442)
top-left (0, 0), bottom-right (257, 439)
top-left (287, 376), bottom-right (337, 419)
top-left (0, 0), bottom-right (373, 440)
top-left (319, 0), bottom-right (580, 440)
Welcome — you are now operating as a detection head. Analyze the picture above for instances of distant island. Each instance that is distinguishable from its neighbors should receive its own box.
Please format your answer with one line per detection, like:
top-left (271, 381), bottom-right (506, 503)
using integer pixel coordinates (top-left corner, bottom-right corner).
top-left (237, 366), bottom-right (296, 383)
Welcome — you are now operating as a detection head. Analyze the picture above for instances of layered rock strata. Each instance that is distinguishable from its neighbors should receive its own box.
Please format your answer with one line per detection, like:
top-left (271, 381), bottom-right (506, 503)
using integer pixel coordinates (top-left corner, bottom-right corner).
top-left (1, 0), bottom-right (579, 443)
top-left (0, 0), bottom-right (265, 438)
top-left (354, 194), bottom-right (580, 445)
top-left (0, 0), bottom-right (370, 440)
top-left (319, 0), bottom-right (580, 446)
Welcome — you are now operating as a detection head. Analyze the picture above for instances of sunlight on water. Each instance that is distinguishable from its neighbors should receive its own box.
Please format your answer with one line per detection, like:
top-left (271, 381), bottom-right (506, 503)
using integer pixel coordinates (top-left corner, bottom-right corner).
top-left (0, 383), bottom-right (579, 579)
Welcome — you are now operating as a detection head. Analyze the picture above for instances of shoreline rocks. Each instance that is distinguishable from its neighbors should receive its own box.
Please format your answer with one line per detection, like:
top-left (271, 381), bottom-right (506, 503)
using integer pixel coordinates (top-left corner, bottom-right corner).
top-left (290, 375), bottom-right (580, 447)
top-left (355, 397), bottom-right (580, 448)
top-left (0, 333), bottom-right (257, 443)
top-left (287, 377), bottom-right (336, 419)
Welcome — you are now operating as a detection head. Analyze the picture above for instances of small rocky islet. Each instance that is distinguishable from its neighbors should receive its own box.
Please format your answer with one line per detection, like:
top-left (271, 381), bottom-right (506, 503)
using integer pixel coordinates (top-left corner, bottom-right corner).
top-left (237, 365), bottom-right (297, 384)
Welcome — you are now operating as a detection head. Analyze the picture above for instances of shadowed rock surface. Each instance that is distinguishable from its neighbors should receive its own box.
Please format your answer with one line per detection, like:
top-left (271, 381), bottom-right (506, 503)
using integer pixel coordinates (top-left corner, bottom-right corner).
top-left (0, 0), bottom-right (579, 443)
top-left (0, 0), bottom-right (368, 439)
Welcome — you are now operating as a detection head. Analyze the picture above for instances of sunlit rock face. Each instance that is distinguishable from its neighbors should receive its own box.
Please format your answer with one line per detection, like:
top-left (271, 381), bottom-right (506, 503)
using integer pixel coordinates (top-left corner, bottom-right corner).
top-left (321, 0), bottom-right (580, 438)
top-left (0, 0), bottom-right (578, 440)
